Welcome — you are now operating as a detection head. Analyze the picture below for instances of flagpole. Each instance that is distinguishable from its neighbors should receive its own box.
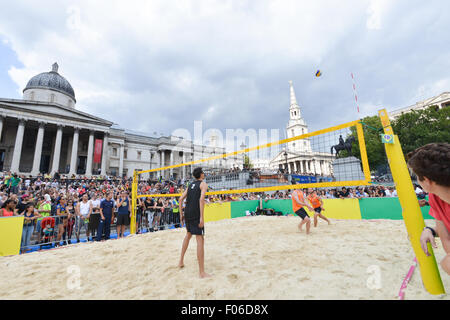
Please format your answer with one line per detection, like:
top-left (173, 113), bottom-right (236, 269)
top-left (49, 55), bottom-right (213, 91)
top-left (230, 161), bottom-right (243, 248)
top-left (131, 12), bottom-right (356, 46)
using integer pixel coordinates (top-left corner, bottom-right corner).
top-left (351, 72), bottom-right (361, 116)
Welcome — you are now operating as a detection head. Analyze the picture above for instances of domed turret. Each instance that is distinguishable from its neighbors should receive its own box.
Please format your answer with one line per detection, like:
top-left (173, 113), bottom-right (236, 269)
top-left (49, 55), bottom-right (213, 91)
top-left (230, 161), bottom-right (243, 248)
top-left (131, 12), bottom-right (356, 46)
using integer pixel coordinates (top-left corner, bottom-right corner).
top-left (23, 63), bottom-right (76, 108)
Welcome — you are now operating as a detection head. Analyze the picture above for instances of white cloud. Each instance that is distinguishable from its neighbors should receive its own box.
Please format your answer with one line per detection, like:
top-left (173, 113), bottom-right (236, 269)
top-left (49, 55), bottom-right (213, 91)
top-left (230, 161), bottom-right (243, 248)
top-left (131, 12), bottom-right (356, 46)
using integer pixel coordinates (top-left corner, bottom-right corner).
top-left (0, 0), bottom-right (448, 137)
top-left (366, 0), bottom-right (391, 30)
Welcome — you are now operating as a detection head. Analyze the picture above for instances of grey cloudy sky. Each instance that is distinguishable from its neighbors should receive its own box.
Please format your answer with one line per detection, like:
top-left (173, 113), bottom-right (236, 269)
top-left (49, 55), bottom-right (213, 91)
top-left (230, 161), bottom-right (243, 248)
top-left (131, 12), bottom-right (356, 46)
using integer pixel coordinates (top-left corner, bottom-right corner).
top-left (0, 0), bottom-right (449, 148)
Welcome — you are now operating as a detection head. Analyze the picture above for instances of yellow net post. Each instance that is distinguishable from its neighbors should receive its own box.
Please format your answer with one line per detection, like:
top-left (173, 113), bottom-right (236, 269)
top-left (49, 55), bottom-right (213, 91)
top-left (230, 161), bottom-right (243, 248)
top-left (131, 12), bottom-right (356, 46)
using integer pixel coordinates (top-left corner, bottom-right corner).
top-left (378, 109), bottom-right (445, 295)
top-left (130, 170), bottom-right (138, 234)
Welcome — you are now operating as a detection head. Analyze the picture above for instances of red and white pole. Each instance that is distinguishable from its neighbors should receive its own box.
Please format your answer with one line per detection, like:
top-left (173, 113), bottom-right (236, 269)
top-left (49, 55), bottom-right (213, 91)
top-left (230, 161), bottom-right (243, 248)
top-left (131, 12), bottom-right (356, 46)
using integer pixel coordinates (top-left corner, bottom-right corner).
top-left (351, 72), bottom-right (360, 114)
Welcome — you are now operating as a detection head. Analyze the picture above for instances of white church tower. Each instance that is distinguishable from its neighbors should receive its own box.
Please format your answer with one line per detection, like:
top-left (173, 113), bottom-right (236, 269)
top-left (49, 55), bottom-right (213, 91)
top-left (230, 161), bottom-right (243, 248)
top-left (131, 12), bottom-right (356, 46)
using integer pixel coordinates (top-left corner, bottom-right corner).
top-left (286, 80), bottom-right (312, 153)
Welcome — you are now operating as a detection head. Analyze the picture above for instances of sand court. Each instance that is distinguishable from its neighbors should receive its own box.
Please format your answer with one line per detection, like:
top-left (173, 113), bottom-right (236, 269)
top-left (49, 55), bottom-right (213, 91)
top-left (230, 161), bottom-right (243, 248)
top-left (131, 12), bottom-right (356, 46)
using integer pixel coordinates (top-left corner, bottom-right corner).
top-left (1, 216), bottom-right (449, 300)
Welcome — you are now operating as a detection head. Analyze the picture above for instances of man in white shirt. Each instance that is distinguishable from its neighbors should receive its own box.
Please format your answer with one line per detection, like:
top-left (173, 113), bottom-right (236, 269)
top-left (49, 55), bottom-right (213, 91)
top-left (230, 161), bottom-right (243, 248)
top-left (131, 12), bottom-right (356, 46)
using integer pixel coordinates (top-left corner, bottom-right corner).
top-left (75, 193), bottom-right (93, 242)
top-left (385, 188), bottom-right (392, 197)
top-left (391, 188), bottom-right (397, 197)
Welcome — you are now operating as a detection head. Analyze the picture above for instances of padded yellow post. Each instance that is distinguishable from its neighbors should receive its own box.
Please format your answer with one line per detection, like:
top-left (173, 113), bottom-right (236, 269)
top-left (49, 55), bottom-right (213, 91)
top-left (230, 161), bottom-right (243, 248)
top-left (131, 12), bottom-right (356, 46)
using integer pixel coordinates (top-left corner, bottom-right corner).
top-left (0, 216), bottom-right (24, 256)
top-left (130, 170), bottom-right (137, 234)
top-left (378, 109), bottom-right (445, 295)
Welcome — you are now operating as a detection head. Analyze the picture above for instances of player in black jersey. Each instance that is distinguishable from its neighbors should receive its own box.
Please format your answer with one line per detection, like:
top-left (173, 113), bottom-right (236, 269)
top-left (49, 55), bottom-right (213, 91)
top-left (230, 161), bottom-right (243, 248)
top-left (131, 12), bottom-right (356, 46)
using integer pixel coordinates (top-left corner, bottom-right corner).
top-left (178, 167), bottom-right (211, 278)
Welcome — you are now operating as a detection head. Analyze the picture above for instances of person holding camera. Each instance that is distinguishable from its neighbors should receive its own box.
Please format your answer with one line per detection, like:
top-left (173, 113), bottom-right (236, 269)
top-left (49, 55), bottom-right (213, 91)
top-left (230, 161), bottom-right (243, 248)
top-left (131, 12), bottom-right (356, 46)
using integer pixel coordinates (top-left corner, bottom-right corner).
top-left (408, 143), bottom-right (450, 275)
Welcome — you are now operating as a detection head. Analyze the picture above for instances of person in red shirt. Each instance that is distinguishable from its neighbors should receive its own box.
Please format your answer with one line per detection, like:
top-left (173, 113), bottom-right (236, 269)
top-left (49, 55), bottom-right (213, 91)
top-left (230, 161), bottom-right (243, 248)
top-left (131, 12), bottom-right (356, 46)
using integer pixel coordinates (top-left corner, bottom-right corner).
top-left (407, 143), bottom-right (450, 275)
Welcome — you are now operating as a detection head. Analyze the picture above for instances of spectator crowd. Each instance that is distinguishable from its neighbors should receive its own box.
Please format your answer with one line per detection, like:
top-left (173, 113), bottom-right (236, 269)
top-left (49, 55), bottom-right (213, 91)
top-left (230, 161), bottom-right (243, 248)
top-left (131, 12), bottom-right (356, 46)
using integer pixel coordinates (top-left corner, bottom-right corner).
top-left (0, 170), bottom-right (427, 254)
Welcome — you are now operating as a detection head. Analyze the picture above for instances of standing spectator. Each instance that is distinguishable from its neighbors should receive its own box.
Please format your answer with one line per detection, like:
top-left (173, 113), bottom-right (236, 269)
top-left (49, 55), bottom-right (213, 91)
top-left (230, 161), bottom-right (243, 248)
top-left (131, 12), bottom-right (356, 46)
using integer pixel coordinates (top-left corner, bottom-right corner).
top-left (144, 197), bottom-right (155, 231)
top-left (0, 199), bottom-right (17, 217)
top-left (376, 186), bottom-right (386, 197)
top-left (97, 192), bottom-right (115, 241)
top-left (116, 191), bottom-right (130, 238)
top-left (36, 195), bottom-right (52, 234)
top-left (385, 187), bottom-right (392, 197)
top-left (0, 192), bottom-right (7, 207)
top-left (75, 193), bottom-right (92, 242)
top-left (153, 198), bottom-right (164, 231)
top-left (89, 193), bottom-right (101, 240)
top-left (20, 204), bottom-right (41, 253)
top-left (24, 176), bottom-right (31, 188)
top-left (17, 194), bottom-right (31, 216)
top-left (391, 187), bottom-right (398, 197)
top-left (9, 173), bottom-right (21, 195)
top-left (341, 187), bottom-right (350, 198)
top-left (55, 197), bottom-right (68, 247)
top-left (65, 199), bottom-right (76, 244)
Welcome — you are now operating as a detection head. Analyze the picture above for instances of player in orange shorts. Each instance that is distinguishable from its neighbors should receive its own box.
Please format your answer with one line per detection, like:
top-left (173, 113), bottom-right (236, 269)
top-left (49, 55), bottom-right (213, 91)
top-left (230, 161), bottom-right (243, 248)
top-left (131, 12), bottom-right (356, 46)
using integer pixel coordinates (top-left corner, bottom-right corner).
top-left (307, 188), bottom-right (330, 227)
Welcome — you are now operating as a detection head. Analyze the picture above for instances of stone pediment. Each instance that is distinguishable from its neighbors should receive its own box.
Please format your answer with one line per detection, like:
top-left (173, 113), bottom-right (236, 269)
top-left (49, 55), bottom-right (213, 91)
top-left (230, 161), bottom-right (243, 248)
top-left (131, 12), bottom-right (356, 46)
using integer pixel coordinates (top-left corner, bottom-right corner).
top-left (271, 150), bottom-right (301, 163)
top-left (0, 98), bottom-right (113, 127)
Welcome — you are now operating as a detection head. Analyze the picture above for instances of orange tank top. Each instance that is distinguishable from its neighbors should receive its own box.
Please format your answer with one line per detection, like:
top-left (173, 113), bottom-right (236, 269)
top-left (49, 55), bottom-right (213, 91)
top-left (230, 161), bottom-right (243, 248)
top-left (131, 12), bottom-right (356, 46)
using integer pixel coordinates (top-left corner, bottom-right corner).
top-left (1, 208), bottom-right (14, 217)
top-left (307, 194), bottom-right (321, 209)
top-left (292, 190), bottom-right (305, 212)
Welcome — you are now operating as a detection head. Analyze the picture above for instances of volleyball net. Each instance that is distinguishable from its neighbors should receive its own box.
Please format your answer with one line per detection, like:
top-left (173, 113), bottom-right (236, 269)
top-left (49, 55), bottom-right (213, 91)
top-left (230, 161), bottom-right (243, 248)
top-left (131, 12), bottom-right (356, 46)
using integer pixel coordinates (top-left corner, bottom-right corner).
top-left (134, 119), bottom-right (371, 199)
top-left (129, 110), bottom-right (445, 295)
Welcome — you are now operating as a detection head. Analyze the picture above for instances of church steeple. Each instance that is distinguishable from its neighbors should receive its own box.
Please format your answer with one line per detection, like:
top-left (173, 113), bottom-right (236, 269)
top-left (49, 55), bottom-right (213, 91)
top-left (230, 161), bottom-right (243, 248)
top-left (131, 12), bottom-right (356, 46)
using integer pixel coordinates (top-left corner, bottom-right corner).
top-left (288, 80), bottom-right (302, 121)
top-left (286, 80), bottom-right (311, 153)
top-left (289, 80), bottom-right (298, 107)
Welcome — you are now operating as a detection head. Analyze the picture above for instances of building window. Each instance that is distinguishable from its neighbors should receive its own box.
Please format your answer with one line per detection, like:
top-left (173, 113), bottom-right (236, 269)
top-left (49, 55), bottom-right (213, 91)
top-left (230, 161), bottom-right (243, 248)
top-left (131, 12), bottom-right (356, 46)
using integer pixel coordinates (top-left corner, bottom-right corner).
top-left (82, 142), bottom-right (88, 152)
top-left (124, 149), bottom-right (128, 159)
top-left (30, 91), bottom-right (35, 100)
top-left (113, 148), bottom-right (117, 157)
top-left (50, 93), bottom-right (55, 103)
top-left (137, 151), bottom-right (142, 160)
top-left (291, 129), bottom-right (295, 137)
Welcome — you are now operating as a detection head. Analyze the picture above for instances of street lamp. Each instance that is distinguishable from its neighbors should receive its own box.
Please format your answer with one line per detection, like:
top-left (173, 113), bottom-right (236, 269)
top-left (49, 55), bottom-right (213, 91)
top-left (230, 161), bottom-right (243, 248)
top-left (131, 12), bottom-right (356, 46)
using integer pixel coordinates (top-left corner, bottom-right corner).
top-left (283, 149), bottom-right (288, 173)
top-left (240, 142), bottom-right (246, 170)
top-left (283, 148), bottom-right (289, 183)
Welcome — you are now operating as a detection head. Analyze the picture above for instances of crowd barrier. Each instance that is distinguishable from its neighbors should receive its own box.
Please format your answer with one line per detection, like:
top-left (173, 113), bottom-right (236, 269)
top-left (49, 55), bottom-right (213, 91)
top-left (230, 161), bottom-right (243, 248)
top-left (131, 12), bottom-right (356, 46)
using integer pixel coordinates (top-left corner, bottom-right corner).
top-left (201, 197), bottom-right (433, 221)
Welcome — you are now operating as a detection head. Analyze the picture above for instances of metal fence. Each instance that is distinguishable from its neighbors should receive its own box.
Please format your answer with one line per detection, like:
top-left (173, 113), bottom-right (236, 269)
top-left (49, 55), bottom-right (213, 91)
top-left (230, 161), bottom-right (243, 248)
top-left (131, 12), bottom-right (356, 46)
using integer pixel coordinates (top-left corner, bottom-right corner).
top-left (19, 207), bottom-right (183, 254)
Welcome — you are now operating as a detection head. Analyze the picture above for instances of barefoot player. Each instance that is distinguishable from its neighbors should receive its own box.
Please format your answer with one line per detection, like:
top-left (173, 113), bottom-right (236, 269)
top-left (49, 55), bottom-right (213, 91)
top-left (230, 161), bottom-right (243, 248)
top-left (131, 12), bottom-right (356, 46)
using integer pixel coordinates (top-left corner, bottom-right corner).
top-left (307, 188), bottom-right (330, 227)
top-left (178, 167), bottom-right (211, 278)
top-left (291, 181), bottom-right (314, 234)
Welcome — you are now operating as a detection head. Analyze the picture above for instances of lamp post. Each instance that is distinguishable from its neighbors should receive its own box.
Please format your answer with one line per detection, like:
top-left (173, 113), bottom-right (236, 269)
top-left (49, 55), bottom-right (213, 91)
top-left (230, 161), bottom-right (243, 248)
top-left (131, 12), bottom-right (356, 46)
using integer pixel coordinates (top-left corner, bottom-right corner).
top-left (240, 142), bottom-right (246, 170)
top-left (283, 149), bottom-right (289, 183)
top-left (283, 149), bottom-right (288, 173)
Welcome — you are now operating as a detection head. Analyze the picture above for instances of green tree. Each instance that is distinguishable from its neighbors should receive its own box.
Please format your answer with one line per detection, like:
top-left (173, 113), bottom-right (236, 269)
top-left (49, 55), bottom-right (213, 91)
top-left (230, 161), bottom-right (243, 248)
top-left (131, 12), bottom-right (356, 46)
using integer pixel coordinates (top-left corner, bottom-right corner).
top-left (243, 154), bottom-right (253, 169)
top-left (340, 115), bottom-right (386, 172)
top-left (344, 106), bottom-right (449, 174)
top-left (392, 106), bottom-right (450, 154)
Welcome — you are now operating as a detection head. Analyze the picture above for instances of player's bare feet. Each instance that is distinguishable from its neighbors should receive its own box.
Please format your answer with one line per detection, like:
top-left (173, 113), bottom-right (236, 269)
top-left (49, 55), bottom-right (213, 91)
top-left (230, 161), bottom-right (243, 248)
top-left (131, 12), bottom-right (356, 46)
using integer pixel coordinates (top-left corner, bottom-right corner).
top-left (178, 262), bottom-right (185, 268)
top-left (199, 272), bottom-right (211, 278)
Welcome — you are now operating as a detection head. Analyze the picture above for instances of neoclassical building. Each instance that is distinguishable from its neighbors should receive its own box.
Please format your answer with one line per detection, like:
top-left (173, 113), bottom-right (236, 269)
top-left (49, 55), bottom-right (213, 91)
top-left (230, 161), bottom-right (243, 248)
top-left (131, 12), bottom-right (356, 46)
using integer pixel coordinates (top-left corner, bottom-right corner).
top-left (388, 91), bottom-right (450, 119)
top-left (0, 63), bottom-right (239, 179)
top-left (257, 81), bottom-right (334, 175)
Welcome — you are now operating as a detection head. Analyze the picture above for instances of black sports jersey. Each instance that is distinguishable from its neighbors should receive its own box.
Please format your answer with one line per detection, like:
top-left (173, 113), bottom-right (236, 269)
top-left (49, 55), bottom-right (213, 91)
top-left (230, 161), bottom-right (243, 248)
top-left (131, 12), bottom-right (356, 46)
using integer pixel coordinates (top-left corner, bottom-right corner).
top-left (144, 199), bottom-right (154, 209)
top-left (185, 180), bottom-right (202, 221)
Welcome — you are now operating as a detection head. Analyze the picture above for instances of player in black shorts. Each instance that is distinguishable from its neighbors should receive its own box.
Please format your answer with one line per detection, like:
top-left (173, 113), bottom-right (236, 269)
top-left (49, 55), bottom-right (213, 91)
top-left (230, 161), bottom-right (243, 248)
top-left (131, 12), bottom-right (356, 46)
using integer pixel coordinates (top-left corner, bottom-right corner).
top-left (178, 167), bottom-right (211, 278)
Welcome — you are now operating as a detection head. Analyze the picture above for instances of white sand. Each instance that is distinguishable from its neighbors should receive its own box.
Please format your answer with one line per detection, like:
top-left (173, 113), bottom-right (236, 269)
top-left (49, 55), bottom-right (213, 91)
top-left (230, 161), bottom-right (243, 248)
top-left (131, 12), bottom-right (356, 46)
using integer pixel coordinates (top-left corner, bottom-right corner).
top-left (1, 216), bottom-right (449, 300)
